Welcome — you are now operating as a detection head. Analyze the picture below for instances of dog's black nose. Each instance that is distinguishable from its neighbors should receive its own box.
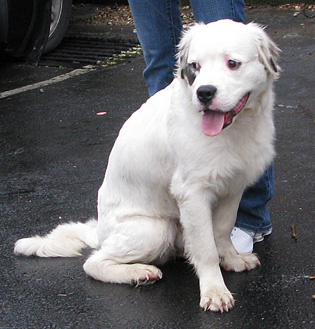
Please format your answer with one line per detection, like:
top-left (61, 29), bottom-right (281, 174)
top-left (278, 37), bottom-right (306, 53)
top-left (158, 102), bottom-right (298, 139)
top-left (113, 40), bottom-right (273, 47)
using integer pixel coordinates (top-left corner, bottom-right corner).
top-left (197, 85), bottom-right (217, 105)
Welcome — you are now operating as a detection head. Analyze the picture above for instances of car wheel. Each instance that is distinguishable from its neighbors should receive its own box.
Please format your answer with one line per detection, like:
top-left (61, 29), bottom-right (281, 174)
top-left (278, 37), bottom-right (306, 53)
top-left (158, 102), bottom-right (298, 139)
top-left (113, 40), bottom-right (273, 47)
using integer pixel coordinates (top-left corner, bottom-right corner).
top-left (43, 0), bottom-right (72, 54)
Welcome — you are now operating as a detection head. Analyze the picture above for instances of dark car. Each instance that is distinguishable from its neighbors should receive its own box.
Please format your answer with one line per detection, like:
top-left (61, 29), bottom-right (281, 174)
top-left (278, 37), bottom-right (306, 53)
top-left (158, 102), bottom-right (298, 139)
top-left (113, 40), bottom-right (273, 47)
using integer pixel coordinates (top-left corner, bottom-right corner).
top-left (0, 0), bottom-right (72, 64)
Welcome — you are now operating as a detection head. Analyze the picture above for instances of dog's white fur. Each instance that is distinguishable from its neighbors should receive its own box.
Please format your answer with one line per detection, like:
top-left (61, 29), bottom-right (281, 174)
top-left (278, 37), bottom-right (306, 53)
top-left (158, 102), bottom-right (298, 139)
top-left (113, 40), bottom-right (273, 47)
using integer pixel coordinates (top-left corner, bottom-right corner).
top-left (14, 20), bottom-right (280, 312)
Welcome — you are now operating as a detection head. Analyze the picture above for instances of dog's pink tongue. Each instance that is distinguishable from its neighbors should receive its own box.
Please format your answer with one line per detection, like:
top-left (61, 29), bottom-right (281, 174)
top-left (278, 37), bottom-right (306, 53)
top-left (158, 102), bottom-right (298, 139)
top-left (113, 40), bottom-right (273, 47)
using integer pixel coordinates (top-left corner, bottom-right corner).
top-left (201, 111), bottom-right (225, 136)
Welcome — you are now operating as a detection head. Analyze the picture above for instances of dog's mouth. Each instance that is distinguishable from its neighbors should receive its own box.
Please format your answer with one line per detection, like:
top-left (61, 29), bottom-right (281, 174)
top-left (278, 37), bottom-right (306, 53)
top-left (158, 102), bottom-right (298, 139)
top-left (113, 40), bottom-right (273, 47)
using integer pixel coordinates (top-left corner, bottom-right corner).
top-left (200, 93), bottom-right (250, 137)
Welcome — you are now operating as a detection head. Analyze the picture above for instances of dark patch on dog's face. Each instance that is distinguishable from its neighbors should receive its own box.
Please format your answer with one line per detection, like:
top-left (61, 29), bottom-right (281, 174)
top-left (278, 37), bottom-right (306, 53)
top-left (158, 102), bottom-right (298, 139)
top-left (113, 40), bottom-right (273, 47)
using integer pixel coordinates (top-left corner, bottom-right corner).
top-left (181, 62), bottom-right (199, 85)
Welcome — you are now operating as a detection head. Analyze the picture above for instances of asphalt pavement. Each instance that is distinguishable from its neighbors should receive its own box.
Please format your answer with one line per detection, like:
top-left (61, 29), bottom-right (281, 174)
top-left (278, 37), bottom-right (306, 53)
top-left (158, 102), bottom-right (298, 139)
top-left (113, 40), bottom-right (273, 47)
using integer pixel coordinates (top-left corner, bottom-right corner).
top-left (0, 5), bottom-right (314, 329)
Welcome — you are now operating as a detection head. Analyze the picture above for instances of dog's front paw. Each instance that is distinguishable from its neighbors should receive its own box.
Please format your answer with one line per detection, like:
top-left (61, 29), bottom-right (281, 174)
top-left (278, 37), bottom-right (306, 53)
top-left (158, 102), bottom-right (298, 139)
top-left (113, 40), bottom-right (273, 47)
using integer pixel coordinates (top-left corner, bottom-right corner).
top-left (200, 287), bottom-right (235, 312)
top-left (221, 253), bottom-right (260, 272)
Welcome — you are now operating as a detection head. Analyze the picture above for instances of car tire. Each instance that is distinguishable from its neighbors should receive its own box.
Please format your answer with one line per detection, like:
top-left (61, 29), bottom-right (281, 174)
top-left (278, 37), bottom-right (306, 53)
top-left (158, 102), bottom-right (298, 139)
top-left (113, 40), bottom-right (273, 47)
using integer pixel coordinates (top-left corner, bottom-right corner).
top-left (43, 0), bottom-right (72, 54)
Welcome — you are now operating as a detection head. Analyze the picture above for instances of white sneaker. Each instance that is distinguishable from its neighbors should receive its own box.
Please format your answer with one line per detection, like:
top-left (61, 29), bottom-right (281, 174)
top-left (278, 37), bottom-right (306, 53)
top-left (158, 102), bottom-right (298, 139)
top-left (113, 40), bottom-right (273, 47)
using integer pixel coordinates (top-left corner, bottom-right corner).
top-left (231, 227), bottom-right (272, 254)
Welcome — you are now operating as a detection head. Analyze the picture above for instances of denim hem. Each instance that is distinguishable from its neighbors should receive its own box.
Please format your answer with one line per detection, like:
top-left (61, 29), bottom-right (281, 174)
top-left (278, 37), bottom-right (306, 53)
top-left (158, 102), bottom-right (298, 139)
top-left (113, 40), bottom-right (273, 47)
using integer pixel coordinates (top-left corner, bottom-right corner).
top-left (234, 222), bottom-right (273, 234)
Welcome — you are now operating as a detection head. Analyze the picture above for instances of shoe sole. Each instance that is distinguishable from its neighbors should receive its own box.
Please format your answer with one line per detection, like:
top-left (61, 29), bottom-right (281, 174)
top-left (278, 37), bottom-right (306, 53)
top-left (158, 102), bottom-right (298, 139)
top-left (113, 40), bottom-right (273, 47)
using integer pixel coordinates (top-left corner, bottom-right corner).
top-left (254, 230), bottom-right (272, 243)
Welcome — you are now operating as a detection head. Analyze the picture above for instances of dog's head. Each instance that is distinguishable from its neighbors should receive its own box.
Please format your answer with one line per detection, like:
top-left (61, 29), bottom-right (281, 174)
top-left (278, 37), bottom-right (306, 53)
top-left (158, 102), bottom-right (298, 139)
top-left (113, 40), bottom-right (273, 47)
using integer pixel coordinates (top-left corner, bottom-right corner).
top-left (176, 19), bottom-right (280, 136)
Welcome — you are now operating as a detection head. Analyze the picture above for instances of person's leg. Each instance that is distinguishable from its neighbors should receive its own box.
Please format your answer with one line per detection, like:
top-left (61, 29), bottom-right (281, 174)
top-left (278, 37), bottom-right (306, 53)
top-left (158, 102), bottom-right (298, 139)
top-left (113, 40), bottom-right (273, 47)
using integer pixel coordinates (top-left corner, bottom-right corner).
top-left (189, 0), bottom-right (245, 23)
top-left (128, 0), bottom-right (183, 96)
top-left (236, 165), bottom-right (274, 234)
top-left (231, 165), bottom-right (274, 253)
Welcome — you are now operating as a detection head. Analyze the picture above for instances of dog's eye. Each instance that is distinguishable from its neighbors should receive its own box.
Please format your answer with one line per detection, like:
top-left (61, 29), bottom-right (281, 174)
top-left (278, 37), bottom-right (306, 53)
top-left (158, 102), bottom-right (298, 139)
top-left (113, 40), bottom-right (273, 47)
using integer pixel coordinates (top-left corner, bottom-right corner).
top-left (228, 60), bottom-right (241, 70)
top-left (189, 62), bottom-right (201, 71)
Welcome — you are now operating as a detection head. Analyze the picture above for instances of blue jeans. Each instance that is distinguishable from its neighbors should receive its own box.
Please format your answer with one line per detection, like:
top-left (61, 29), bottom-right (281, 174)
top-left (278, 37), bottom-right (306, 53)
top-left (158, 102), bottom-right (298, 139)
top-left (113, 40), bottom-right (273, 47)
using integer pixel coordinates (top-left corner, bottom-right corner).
top-left (128, 0), bottom-right (273, 233)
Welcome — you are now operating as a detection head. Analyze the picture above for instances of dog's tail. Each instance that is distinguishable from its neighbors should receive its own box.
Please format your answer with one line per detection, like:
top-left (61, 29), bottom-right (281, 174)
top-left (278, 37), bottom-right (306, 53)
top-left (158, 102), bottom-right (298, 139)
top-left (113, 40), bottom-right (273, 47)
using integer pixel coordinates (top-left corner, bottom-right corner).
top-left (14, 219), bottom-right (98, 258)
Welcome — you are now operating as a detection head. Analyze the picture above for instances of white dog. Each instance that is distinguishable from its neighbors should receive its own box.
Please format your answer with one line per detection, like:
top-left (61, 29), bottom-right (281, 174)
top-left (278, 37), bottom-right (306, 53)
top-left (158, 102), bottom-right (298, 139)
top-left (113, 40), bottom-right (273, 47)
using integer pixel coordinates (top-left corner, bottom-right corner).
top-left (14, 20), bottom-right (280, 312)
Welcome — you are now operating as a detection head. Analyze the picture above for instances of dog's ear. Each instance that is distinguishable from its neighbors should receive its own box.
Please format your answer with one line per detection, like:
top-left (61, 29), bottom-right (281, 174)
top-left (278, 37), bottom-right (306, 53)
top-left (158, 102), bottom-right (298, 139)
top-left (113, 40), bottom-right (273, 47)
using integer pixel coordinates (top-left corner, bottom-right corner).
top-left (249, 22), bottom-right (281, 79)
top-left (176, 23), bottom-right (203, 80)
top-left (176, 28), bottom-right (192, 80)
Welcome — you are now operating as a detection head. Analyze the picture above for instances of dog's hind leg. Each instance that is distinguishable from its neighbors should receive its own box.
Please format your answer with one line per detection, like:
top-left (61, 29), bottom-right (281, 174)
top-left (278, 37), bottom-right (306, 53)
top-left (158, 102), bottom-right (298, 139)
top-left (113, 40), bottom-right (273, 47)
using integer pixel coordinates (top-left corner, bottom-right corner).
top-left (83, 252), bottom-right (163, 285)
top-left (83, 217), bottom-right (178, 285)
